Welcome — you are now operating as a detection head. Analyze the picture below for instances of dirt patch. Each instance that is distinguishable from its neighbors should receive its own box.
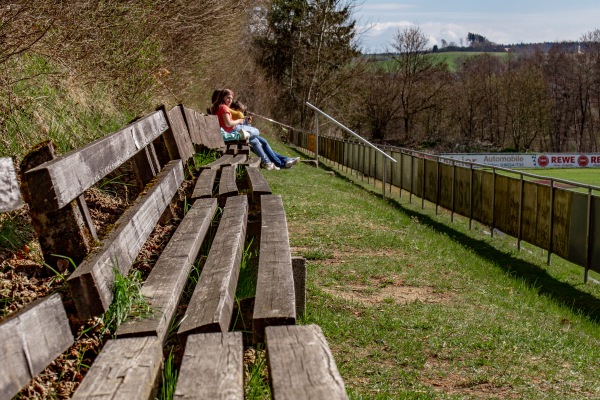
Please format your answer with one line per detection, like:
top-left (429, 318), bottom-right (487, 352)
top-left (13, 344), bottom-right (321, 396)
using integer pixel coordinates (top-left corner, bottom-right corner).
top-left (421, 355), bottom-right (520, 399)
top-left (322, 278), bottom-right (452, 305)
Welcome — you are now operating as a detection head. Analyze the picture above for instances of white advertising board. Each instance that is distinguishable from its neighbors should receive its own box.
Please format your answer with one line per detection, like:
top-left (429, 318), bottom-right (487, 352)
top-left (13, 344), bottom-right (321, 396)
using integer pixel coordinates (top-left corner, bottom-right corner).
top-left (439, 153), bottom-right (600, 168)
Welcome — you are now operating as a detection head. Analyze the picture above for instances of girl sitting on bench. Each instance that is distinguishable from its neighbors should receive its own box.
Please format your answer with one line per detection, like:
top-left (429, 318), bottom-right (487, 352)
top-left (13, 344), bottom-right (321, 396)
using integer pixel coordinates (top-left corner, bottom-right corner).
top-left (211, 89), bottom-right (299, 170)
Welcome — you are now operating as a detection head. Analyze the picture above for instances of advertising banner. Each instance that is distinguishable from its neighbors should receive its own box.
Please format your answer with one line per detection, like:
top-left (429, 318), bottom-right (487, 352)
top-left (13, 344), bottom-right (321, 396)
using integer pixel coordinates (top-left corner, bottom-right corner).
top-left (439, 153), bottom-right (600, 168)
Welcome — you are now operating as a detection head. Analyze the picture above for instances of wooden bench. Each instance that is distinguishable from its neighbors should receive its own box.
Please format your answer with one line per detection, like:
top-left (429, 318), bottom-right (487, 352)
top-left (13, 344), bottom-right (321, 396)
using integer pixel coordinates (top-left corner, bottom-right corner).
top-left (2, 103), bottom-right (347, 399)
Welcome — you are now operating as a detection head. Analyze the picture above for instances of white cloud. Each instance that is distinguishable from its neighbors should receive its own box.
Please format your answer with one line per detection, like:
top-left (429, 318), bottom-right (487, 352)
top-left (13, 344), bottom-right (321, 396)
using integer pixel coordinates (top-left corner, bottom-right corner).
top-left (354, 2), bottom-right (600, 50)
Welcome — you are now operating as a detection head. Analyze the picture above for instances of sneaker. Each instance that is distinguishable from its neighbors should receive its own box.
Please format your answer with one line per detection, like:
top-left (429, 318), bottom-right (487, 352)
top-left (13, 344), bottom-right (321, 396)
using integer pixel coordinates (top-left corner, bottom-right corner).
top-left (261, 162), bottom-right (279, 171)
top-left (285, 157), bottom-right (300, 168)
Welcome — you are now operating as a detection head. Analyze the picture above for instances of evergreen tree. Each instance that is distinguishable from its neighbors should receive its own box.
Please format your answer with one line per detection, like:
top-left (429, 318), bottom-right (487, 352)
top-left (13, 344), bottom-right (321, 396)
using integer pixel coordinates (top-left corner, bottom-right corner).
top-left (253, 0), bottom-right (360, 127)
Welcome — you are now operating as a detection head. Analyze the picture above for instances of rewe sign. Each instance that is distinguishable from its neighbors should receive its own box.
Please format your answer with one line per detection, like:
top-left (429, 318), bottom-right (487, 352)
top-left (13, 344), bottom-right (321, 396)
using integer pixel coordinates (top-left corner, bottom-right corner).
top-left (440, 153), bottom-right (600, 168)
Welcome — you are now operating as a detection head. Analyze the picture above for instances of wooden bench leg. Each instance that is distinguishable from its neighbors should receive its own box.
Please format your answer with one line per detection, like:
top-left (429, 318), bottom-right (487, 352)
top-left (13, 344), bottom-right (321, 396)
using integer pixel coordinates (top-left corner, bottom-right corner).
top-left (292, 256), bottom-right (307, 317)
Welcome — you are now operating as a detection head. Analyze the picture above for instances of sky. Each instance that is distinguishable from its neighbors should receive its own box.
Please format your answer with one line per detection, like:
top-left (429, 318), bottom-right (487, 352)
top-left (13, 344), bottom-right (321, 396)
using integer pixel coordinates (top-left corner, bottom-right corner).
top-left (354, 0), bottom-right (600, 53)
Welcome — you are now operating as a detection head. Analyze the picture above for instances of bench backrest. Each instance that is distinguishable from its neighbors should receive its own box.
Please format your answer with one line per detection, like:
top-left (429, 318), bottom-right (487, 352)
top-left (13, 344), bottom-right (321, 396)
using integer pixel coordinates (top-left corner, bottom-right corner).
top-left (182, 106), bottom-right (226, 150)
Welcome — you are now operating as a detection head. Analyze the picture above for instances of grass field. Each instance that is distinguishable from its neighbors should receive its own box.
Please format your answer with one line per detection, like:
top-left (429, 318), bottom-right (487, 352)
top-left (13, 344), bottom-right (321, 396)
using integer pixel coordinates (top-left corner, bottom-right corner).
top-left (516, 168), bottom-right (600, 189)
top-left (262, 133), bottom-right (600, 399)
top-left (367, 52), bottom-right (510, 73)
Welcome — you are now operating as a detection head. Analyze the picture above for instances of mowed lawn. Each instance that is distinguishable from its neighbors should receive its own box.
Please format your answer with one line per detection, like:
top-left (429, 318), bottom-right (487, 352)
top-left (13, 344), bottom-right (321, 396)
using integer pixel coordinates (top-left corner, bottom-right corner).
top-left (516, 168), bottom-right (600, 189)
top-left (262, 135), bottom-right (600, 399)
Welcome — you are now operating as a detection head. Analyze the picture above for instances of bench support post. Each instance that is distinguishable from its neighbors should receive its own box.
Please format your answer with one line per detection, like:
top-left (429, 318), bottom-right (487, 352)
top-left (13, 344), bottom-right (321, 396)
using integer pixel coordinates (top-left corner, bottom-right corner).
top-left (20, 141), bottom-right (96, 270)
top-left (292, 256), bottom-right (306, 317)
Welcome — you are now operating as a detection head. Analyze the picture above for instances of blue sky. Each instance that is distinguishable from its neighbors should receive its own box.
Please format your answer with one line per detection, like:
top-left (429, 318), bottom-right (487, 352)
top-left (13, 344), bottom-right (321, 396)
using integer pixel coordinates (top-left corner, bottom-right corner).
top-left (354, 1), bottom-right (600, 52)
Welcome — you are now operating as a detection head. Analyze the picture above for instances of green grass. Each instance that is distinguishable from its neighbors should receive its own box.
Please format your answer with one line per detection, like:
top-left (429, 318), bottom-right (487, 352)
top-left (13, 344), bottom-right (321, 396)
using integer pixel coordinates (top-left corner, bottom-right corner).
top-left (430, 51), bottom-right (509, 72)
top-left (516, 168), bottom-right (600, 189)
top-left (101, 268), bottom-right (154, 337)
top-left (0, 53), bottom-right (133, 160)
top-left (158, 349), bottom-right (178, 400)
top-left (367, 52), bottom-right (510, 73)
top-left (260, 132), bottom-right (600, 399)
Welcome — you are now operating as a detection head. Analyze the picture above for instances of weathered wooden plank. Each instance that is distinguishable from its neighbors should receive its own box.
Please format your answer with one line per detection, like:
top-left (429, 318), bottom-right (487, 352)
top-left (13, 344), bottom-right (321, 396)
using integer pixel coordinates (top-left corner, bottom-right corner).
top-left (72, 337), bottom-right (162, 400)
top-left (218, 166), bottom-right (239, 205)
top-left (67, 160), bottom-right (184, 319)
top-left (182, 106), bottom-right (204, 146)
top-left (178, 195), bottom-right (248, 337)
top-left (0, 157), bottom-right (22, 213)
top-left (175, 332), bottom-right (243, 399)
top-left (116, 198), bottom-right (218, 342)
top-left (25, 110), bottom-right (169, 211)
top-left (0, 293), bottom-right (74, 400)
top-left (226, 143), bottom-right (239, 155)
top-left (20, 143), bottom-right (96, 267)
top-left (253, 195), bottom-right (296, 343)
top-left (226, 154), bottom-right (248, 167)
top-left (423, 158), bottom-right (438, 204)
top-left (191, 169), bottom-right (217, 199)
top-left (182, 108), bottom-right (225, 150)
top-left (536, 184), bottom-right (552, 249)
top-left (202, 115), bottom-right (226, 150)
top-left (266, 325), bottom-right (348, 400)
top-left (200, 154), bottom-right (234, 171)
top-left (567, 191), bottom-right (589, 266)
top-left (244, 156), bottom-right (261, 168)
top-left (239, 144), bottom-right (250, 155)
top-left (245, 166), bottom-right (272, 206)
top-left (166, 105), bottom-right (196, 163)
top-left (225, 143), bottom-right (250, 156)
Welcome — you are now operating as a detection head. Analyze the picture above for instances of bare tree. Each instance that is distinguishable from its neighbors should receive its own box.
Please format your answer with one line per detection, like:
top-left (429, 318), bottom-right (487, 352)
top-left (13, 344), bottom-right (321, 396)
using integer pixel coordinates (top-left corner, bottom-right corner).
top-left (388, 25), bottom-right (449, 142)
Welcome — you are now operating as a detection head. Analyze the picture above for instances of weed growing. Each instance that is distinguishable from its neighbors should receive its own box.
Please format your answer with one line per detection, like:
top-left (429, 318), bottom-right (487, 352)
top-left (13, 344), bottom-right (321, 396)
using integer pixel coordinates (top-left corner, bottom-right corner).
top-left (101, 268), bottom-right (153, 337)
top-left (158, 349), bottom-right (178, 400)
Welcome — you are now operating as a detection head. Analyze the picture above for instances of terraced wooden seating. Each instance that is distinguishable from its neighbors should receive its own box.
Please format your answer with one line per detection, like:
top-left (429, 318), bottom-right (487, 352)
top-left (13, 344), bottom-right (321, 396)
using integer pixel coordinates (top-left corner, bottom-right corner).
top-left (2, 103), bottom-right (346, 399)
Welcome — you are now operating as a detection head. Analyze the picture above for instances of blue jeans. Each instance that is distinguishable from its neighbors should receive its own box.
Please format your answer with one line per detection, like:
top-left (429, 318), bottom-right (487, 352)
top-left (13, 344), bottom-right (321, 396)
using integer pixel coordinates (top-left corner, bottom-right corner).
top-left (233, 124), bottom-right (260, 137)
top-left (249, 136), bottom-right (289, 168)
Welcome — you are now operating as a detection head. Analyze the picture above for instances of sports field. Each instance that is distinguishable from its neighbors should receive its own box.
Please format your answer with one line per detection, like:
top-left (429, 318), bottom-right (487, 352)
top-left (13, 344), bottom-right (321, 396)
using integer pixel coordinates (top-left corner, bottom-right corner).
top-left (516, 168), bottom-right (600, 189)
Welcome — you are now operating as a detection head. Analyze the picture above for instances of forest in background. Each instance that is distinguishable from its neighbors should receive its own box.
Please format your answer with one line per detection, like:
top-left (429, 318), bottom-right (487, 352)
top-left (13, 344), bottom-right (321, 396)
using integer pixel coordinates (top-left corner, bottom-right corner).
top-left (3, 0), bottom-right (600, 161)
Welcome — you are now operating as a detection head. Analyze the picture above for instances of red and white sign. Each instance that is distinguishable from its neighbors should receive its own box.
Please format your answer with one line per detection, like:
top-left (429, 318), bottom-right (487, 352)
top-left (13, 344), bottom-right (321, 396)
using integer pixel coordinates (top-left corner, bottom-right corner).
top-left (440, 153), bottom-right (600, 168)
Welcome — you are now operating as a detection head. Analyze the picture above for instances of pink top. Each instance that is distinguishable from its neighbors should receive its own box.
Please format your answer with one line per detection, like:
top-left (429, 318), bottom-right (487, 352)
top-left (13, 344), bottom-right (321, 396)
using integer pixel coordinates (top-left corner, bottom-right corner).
top-left (216, 104), bottom-right (233, 133)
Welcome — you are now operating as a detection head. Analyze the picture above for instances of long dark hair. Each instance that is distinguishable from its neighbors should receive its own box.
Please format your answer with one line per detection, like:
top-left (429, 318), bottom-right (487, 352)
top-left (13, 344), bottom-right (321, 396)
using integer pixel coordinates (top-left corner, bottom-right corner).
top-left (210, 88), bottom-right (233, 115)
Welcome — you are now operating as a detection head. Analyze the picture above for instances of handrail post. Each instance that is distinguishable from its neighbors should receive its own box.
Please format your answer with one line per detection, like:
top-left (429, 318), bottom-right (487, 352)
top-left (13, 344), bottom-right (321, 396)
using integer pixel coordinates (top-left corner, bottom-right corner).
top-left (314, 112), bottom-right (319, 167)
top-left (518, 174), bottom-right (524, 250)
top-left (585, 188), bottom-right (593, 282)
top-left (382, 154), bottom-right (387, 199)
top-left (469, 163), bottom-right (473, 229)
top-left (547, 180), bottom-right (555, 266)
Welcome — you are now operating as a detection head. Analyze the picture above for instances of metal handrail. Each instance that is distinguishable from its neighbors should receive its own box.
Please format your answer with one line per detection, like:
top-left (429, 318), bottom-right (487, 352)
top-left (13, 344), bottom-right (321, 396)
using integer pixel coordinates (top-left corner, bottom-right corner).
top-left (306, 102), bottom-right (396, 163)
